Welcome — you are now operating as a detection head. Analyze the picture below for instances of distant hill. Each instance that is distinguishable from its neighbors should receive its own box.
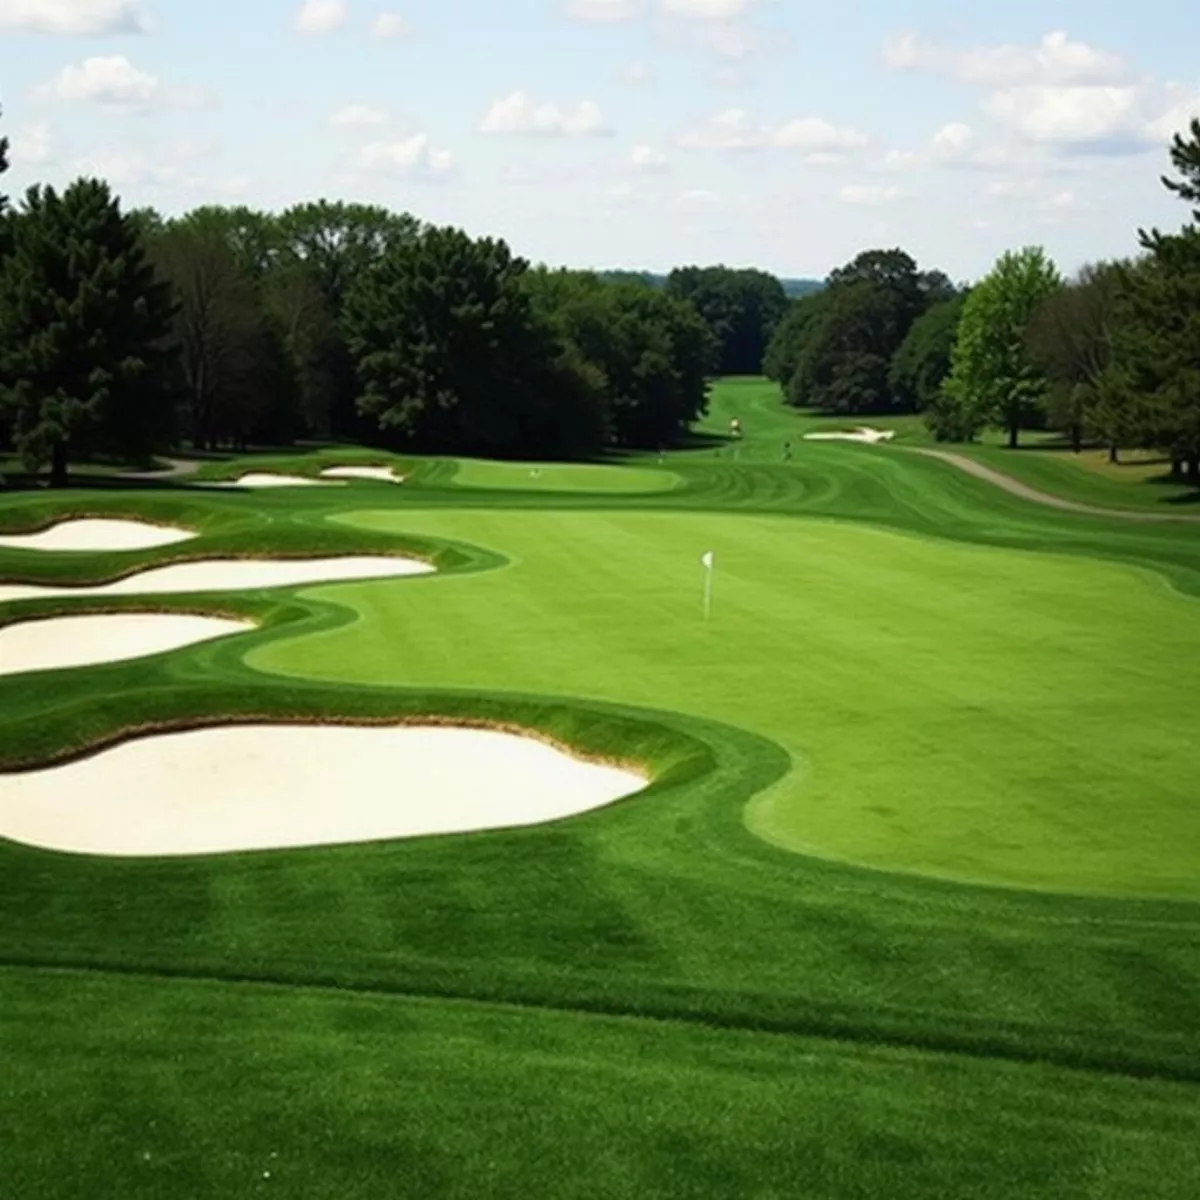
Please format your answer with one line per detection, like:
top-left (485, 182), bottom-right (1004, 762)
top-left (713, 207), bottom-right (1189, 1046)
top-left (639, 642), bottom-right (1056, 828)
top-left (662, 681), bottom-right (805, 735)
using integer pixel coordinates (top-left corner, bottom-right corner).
top-left (598, 270), bottom-right (824, 297)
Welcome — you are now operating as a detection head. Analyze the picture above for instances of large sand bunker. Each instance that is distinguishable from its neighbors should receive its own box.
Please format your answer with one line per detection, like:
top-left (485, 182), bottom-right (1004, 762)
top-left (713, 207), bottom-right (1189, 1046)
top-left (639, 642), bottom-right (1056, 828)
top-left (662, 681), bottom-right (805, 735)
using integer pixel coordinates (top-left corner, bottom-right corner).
top-left (0, 724), bottom-right (648, 855)
top-left (0, 555), bottom-right (433, 603)
top-left (320, 466), bottom-right (404, 483)
top-left (803, 427), bottom-right (896, 444)
top-left (0, 518), bottom-right (194, 552)
top-left (209, 473), bottom-right (337, 488)
top-left (0, 613), bottom-right (253, 677)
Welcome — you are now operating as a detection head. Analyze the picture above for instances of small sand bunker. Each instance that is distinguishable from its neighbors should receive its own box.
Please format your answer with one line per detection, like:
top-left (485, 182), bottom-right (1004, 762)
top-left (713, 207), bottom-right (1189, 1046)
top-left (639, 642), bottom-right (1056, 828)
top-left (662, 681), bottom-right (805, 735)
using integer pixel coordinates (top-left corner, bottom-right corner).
top-left (320, 466), bottom-right (404, 484)
top-left (209, 473), bottom-right (337, 488)
top-left (0, 555), bottom-right (433, 604)
top-left (0, 613), bottom-right (253, 678)
top-left (804, 427), bottom-right (896, 444)
top-left (0, 724), bottom-right (648, 855)
top-left (0, 518), bottom-right (194, 553)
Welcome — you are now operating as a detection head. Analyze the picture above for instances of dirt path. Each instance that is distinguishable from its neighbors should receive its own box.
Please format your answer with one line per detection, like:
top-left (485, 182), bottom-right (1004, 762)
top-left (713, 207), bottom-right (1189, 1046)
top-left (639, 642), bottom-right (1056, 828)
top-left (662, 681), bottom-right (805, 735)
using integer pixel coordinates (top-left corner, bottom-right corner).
top-left (123, 458), bottom-right (202, 480)
top-left (911, 448), bottom-right (1200, 525)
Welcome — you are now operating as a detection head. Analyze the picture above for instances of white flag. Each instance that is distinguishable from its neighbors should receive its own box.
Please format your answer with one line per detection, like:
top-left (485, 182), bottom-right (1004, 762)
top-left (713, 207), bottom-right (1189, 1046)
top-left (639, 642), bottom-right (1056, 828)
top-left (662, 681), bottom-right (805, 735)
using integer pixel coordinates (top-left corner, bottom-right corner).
top-left (701, 551), bottom-right (714, 569)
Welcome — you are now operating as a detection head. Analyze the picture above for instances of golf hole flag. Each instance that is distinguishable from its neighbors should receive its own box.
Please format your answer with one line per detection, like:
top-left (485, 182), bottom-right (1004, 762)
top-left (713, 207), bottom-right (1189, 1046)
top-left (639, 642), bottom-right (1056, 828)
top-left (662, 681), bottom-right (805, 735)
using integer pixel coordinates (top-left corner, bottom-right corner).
top-left (701, 551), bottom-right (714, 618)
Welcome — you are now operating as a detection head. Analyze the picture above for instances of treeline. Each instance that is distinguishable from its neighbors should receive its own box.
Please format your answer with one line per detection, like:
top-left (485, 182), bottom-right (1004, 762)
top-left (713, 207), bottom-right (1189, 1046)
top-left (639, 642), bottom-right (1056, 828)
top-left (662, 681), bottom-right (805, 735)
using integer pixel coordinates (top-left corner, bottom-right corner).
top-left (766, 121), bottom-right (1200, 479)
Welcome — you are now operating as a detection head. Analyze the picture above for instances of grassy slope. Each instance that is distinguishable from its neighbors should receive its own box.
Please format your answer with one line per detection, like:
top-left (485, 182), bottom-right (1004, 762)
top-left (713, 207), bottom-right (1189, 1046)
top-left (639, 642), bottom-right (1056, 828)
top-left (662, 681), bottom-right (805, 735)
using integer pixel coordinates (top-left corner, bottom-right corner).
top-left (715, 375), bottom-right (1200, 511)
top-left (2, 407), bottom-right (1200, 1195)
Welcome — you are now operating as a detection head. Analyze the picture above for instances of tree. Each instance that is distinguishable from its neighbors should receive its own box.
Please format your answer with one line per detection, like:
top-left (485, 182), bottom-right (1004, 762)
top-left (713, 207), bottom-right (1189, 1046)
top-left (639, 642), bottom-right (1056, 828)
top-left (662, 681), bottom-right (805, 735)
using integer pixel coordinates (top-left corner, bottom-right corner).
top-left (762, 290), bottom-right (829, 385)
top-left (940, 246), bottom-right (1061, 447)
top-left (888, 291), bottom-right (967, 412)
top-left (665, 266), bottom-right (786, 375)
top-left (0, 178), bottom-right (177, 485)
top-left (781, 249), bottom-right (952, 413)
top-left (149, 212), bottom-right (277, 449)
top-left (344, 225), bottom-right (563, 456)
top-left (1025, 262), bottom-right (1122, 453)
top-left (1162, 116), bottom-right (1200, 217)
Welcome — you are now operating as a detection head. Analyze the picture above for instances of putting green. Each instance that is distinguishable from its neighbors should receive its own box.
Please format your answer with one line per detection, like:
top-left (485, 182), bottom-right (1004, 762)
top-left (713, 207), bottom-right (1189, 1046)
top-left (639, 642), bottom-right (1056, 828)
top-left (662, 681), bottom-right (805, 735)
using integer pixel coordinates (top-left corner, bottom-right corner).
top-left (248, 507), bottom-right (1200, 899)
top-left (450, 458), bottom-right (680, 493)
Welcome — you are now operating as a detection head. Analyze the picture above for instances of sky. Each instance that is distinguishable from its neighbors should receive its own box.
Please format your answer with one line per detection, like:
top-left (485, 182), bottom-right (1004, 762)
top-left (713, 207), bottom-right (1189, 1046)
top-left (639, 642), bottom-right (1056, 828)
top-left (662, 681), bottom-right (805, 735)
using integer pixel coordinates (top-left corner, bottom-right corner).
top-left (1, 0), bottom-right (1198, 282)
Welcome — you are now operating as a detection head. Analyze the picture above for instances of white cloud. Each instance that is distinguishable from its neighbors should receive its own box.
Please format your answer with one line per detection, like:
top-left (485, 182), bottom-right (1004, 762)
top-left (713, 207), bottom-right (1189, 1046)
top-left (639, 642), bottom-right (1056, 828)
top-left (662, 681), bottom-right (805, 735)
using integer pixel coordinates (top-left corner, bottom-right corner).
top-left (679, 109), bottom-right (869, 159)
top-left (773, 116), bottom-right (869, 153)
top-left (38, 56), bottom-right (159, 108)
top-left (294, 0), bottom-right (346, 33)
top-left (370, 11), bottom-right (411, 37)
top-left (661, 0), bottom-right (751, 18)
top-left (839, 184), bottom-right (904, 205)
top-left (618, 62), bottom-right (653, 86)
top-left (931, 121), bottom-right (974, 159)
top-left (11, 120), bottom-right (54, 165)
top-left (630, 144), bottom-right (669, 171)
top-left (329, 103), bottom-right (389, 127)
top-left (564, 0), bottom-right (641, 20)
top-left (350, 134), bottom-right (453, 177)
top-left (883, 30), bottom-right (1129, 87)
top-left (883, 29), bottom-right (1200, 155)
top-left (479, 90), bottom-right (607, 136)
top-left (0, 0), bottom-right (147, 35)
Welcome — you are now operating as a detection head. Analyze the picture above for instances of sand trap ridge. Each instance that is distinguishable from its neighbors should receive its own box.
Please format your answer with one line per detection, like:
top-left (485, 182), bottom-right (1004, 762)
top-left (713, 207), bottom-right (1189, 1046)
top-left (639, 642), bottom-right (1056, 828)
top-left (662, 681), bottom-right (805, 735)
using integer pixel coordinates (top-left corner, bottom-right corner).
top-left (804, 427), bottom-right (896, 444)
top-left (0, 518), bottom-right (195, 552)
top-left (0, 613), bottom-right (254, 677)
top-left (320, 466), bottom-right (405, 483)
top-left (0, 724), bottom-right (648, 855)
top-left (0, 555), bottom-right (433, 604)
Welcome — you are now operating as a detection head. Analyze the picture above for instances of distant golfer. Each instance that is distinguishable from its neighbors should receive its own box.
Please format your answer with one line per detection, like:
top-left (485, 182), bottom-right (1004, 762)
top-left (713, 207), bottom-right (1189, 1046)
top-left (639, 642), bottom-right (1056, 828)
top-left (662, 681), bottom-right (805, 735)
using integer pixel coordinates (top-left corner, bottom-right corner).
top-left (730, 418), bottom-right (742, 438)
top-left (783, 440), bottom-right (792, 461)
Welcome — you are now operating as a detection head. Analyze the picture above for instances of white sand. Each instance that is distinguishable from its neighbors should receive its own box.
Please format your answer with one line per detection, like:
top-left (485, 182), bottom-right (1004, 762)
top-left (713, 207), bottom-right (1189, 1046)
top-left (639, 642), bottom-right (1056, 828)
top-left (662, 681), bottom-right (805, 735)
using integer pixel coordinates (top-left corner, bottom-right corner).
top-left (320, 466), bottom-right (405, 483)
top-left (0, 555), bottom-right (433, 604)
top-left (803, 427), bottom-right (896, 444)
top-left (0, 613), bottom-right (254, 678)
top-left (209, 473), bottom-right (338, 488)
top-left (0, 518), bottom-right (195, 552)
top-left (0, 724), bottom-right (648, 855)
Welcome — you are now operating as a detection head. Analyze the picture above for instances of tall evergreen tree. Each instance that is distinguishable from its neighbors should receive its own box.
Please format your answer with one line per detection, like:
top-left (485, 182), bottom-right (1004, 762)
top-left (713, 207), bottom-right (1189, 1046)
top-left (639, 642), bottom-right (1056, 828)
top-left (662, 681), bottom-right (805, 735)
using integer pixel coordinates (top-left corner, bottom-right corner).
top-left (0, 178), bottom-right (177, 484)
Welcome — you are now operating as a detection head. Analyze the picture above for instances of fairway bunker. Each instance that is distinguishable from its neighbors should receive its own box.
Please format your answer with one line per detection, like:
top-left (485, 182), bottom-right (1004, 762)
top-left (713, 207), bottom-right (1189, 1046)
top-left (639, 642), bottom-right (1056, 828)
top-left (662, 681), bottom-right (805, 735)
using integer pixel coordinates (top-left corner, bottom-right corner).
top-left (0, 517), bottom-right (195, 552)
top-left (208, 472), bottom-right (338, 488)
top-left (803, 427), bottom-right (896, 444)
top-left (0, 612), bottom-right (254, 677)
top-left (0, 554), bottom-right (434, 603)
top-left (319, 466), bottom-right (405, 483)
top-left (0, 724), bottom-right (648, 855)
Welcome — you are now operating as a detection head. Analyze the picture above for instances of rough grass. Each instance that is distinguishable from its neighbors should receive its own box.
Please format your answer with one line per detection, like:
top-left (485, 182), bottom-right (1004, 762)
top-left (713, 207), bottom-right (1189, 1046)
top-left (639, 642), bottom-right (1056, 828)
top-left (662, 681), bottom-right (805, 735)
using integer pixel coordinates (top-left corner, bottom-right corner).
top-left (2, 379), bottom-right (1199, 1196)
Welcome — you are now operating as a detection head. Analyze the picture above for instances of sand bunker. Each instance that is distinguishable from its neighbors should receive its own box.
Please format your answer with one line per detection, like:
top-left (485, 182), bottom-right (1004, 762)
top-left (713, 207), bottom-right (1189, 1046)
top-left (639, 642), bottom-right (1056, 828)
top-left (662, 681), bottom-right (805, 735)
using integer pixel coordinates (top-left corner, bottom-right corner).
top-left (0, 555), bottom-right (433, 604)
top-left (804, 427), bottom-right (896, 444)
top-left (320, 466), bottom-right (404, 483)
top-left (209, 473), bottom-right (337, 488)
top-left (0, 518), bottom-right (194, 552)
top-left (0, 724), bottom-right (648, 855)
top-left (0, 613), bottom-right (253, 678)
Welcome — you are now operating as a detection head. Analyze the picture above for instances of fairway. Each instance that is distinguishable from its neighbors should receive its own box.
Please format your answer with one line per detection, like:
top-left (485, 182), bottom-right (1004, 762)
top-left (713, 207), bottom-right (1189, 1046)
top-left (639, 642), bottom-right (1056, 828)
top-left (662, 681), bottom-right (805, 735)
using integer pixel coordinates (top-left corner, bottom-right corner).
top-left (249, 507), bottom-right (1200, 898)
top-left (2, 380), bottom-right (1200, 1197)
top-left (450, 457), bottom-right (681, 493)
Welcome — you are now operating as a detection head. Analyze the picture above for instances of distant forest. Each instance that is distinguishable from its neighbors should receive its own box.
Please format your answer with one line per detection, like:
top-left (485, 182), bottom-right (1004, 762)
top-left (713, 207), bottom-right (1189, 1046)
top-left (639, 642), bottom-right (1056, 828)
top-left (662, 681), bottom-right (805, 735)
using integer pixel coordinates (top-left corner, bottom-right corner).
top-left (601, 270), bottom-right (824, 298)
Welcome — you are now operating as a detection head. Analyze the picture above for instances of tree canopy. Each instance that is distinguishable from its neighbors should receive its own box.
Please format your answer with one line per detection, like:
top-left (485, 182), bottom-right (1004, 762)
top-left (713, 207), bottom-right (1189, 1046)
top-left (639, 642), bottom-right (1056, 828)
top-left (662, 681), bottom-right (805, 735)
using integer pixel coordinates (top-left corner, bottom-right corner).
top-left (937, 247), bottom-right (1061, 446)
top-left (665, 266), bottom-right (786, 376)
top-left (0, 178), bottom-right (177, 484)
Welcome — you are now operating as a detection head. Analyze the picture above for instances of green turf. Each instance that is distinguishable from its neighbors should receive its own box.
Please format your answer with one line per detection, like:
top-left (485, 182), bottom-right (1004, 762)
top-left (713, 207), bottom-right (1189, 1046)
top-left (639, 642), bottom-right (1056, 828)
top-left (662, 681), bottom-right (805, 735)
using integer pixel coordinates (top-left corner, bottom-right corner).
top-left (707, 375), bottom-right (1200, 511)
top-left (5, 968), bottom-right (1199, 1200)
top-left (244, 507), bottom-right (1200, 899)
top-left (450, 457), bottom-right (681, 493)
top-left (2, 378), bottom-right (1200, 1195)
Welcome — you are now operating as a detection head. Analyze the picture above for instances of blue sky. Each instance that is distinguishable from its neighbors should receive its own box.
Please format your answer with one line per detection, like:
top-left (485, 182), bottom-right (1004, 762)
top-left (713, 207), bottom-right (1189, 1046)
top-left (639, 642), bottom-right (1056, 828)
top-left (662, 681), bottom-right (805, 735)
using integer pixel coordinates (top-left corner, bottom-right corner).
top-left (2, 0), bottom-right (1198, 281)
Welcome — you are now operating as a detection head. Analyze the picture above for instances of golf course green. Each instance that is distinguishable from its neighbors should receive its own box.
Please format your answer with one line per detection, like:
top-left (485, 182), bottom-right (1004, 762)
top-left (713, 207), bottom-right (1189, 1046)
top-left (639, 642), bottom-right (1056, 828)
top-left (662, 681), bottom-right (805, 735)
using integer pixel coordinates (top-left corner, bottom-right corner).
top-left (1, 378), bottom-right (1198, 1197)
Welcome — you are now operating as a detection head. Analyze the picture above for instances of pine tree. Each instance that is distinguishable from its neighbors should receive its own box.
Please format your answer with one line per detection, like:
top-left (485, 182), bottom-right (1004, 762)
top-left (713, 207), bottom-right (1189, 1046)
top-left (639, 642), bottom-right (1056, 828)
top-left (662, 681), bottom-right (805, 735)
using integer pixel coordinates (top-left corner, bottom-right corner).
top-left (0, 178), bottom-right (178, 485)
